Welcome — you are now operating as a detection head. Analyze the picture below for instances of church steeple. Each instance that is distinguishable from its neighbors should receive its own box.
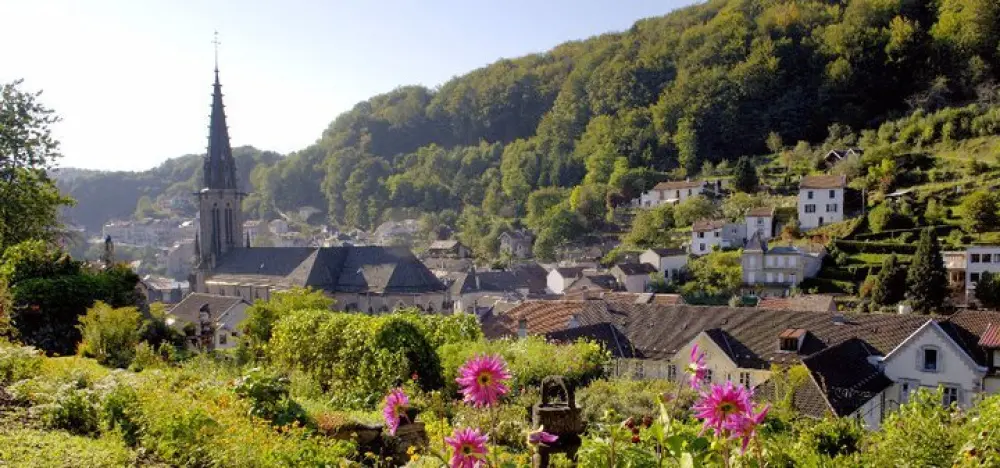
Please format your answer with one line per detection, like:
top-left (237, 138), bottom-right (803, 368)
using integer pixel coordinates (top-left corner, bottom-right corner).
top-left (204, 33), bottom-right (237, 191)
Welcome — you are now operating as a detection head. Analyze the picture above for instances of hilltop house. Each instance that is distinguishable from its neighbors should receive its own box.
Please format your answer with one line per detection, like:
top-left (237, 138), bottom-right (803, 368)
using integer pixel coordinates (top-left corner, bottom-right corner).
top-left (610, 263), bottom-right (659, 293)
top-left (487, 300), bottom-right (1000, 429)
top-left (741, 234), bottom-right (825, 293)
top-left (636, 180), bottom-right (706, 208)
top-left (426, 240), bottom-right (471, 259)
top-left (966, 246), bottom-right (1000, 303)
top-left (639, 248), bottom-right (687, 282)
top-left (823, 148), bottom-right (864, 167)
top-left (798, 175), bottom-right (846, 229)
top-left (746, 207), bottom-right (775, 241)
top-left (499, 230), bottom-right (534, 259)
top-left (690, 220), bottom-right (746, 256)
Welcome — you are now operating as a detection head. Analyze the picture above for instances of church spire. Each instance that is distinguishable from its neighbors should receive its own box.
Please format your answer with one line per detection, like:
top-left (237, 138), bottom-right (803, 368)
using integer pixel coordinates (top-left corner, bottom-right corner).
top-left (203, 32), bottom-right (237, 191)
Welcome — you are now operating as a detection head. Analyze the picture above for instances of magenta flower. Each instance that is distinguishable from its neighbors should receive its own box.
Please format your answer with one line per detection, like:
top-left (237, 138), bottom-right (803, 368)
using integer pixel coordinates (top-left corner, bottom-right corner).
top-left (382, 387), bottom-right (409, 435)
top-left (725, 404), bottom-right (770, 453)
top-left (686, 344), bottom-right (708, 389)
top-left (692, 381), bottom-right (752, 436)
top-left (445, 427), bottom-right (489, 468)
top-left (527, 426), bottom-right (559, 446)
top-left (456, 354), bottom-right (511, 407)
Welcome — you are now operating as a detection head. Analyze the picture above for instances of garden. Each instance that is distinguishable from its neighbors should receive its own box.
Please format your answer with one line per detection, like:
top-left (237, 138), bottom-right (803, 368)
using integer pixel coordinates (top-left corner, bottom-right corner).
top-left (2, 290), bottom-right (1000, 466)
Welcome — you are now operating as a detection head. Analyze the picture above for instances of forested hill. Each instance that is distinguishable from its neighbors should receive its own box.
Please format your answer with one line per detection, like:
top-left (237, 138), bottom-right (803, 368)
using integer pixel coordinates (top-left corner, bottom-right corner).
top-left (56, 147), bottom-right (280, 232)
top-left (62, 0), bottom-right (1000, 241)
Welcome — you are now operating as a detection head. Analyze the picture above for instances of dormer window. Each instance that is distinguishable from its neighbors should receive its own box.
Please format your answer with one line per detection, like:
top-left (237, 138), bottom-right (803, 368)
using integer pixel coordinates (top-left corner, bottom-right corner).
top-left (779, 329), bottom-right (806, 352)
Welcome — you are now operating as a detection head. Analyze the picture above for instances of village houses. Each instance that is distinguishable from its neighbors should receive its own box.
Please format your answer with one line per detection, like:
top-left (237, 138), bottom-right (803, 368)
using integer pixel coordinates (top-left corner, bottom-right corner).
top-left (690, 219), bottom-right (746, 256)
top-left (639, 248), bottom-right (687, 282)
top-left (798, 174), bottom-right (846, 229)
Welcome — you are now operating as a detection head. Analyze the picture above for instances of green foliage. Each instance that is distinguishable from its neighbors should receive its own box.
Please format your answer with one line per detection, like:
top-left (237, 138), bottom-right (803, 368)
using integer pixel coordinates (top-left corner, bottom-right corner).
top-left (959, 190), bottom-right (1000, 235)
top-left (732, 156), bottom-right (759, 193)
top-left (681, 251), bottom-right (743, 298)
top-left (906, 228), bottom-right (948, 313)
top-left (870, 254), bottom-right (907, 307)
top-left (0, 428), bottom-right (137, 467)
top-left (0, 342), bottom-right (43, 385)
top-left (437, 336), bottom-right (608, 395)
top-left (798, 417), bottom-right (864, 459)
top-left (673, 196), bottom-right (719, 227)
top-left (576, 378), bottom-right (688, 424)
top-left (975, 272), bottom-right (1000, 309)
top-left (76, 302), bottom-right (141, 369)
top-left (865, 389), bottom-right (959, 467)
top-left (868, 201), bottom-right (914, 233)
top-left (35, 384), bottom-right (100, 435)
top-left (239, 287), bottom-right (334, 362)
top-left (623, 204), bottom-right (675, 248)
top-left (99, 383), bottom-right (143, 447)
top-left (233, 367), bottom-right (308, 427)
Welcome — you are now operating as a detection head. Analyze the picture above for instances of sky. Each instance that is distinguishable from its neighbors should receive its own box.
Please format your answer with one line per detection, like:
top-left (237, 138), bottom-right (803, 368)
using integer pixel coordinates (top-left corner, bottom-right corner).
top-left (3, 0), bottom-right (697, 171)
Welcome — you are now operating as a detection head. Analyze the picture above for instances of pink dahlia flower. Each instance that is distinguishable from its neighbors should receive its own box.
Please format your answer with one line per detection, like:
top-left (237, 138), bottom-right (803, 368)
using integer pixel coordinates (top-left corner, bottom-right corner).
top-left (445, 427), bottom-right (489, 468)
top-left (692, 381), bottom-right (752, 436)
top-left (456, 354), bottom-right (511, 407)
top-left (527, 426), bottom-right (559, 445)
top-left (725, 404), bottom-right (770, 453)
top-left (686, 344), bottom-right (708, 389)
top-left (382, 387), bottom-right (409, 435)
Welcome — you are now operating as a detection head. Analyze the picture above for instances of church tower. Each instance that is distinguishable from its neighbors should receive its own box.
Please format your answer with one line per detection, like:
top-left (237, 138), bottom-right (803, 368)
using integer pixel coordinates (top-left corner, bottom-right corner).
top-left (196, 58), bottom-right (244, 269)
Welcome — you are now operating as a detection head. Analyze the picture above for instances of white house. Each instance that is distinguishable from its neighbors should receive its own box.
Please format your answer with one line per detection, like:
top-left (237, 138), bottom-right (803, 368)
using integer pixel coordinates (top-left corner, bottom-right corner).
top-left (966, 246), bottom-right (1000, 303)
top-left (639, 248), bottom-right (688, 282)
top-left (610, 263), bottom-right (659, 293)
top-left (636, 180), bottom-right (705, 208)
top-left (882, 320), bottom-right (987, 413)
top-left (746, 207), bottom-right (775, 241)
top-left (741, 234), bottom-right (825, 292)
top-left (690, 220), bottom-right (746, 256)
top-left (798, 175), bottom-right (846, 229)
top-left (167, 293), bottom-right (251, 351)
top-left (547, 267), bottom-right (586, 294)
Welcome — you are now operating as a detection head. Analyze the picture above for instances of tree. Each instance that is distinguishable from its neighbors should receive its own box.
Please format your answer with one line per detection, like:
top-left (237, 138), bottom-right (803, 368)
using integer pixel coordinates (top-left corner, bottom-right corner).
top-left (871, 255), bottom-right (907, 307)
top-left (525, 188), bottom-right (568, 232)
top-left (0, 80), bottom-right (73, 253)
top-left (766, 132), bottom-right (784, 154)
top-left (906, 228), bottom-right (948, 314)
top-left (959, 191), bottom-right (999, 235)
top-left (624, 204), bottom-right (675, 248)
top-left (673, 196), bottom-right (719, 227)
top-left (732, 156), bottom-right (760, 193)
top-left (674, 117), bottom-right (699, 176)
top-left (975, 272), bottom-right (1000, 309)
top-left (134, 195), bottom-right (156, 220)
top-left (869, 202), bottom-right (913, 233)
top-left (77, 302), bottom-right (141, 368)
top-left (681, 251), bottom-right (742, 297)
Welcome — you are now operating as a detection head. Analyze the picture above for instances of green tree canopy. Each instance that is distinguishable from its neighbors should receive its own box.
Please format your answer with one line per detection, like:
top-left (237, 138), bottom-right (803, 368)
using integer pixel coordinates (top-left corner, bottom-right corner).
top-left (871, 254), bottom-right (907, 307)
top-left (674, 195), bottom-right (719, 227)
top-left (906, 228), bottom-right (948, 314)
top-left (959, 190), bottom-right (999, 235)
top-left (732, 156), bottom-right (759, 193)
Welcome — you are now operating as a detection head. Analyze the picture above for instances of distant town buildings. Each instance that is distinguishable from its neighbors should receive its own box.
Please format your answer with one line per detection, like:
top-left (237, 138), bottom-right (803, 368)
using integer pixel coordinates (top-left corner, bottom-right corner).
top-left (499, 230), bottom-right (534, 259)
top-left (741, 233), bottom-right (825, 292)
top-left (690, 219), bottom-right (746, 256)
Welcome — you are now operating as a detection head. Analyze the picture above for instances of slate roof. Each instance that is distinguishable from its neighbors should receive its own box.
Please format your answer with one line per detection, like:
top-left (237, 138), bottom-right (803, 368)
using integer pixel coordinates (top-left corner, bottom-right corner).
top-left (565, 274), bottom-right (620, 293)
top-left (554, 267), bottom-right (587, 279)
top-left (428, 240), bottom-right (461, 251)
top-left (747, 207), bottom-right (775, 217)
top-left (798, 338), bottom-right (893, 417)
top-left (168, 293), bottom-right (248, 328)
top-left (758, 295), bottom-right (837, 313)
top-left (614, 263), bottom-right (658, 276)
top-left (653, 180), bottom-right (704, 190)
top-left (206, 246), bottom-right (445, 294)
top-left (800, 175), bottom-right (846, 189)
top-left (648, 248), bottom-right (687, 257)
top-left (423, 257), bottom-right (475, 273)
top-left (547, 323), bottom-right (634, 358)
top-left (938, 310), bottom-right (1000, 367)
top-left (692, 219), bottom-right (727, 232)
top-left (597, 292), bottom-right (685, 306)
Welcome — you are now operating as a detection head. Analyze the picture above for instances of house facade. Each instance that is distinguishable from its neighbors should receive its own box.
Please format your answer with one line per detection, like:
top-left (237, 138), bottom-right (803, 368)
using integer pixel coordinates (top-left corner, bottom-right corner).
top-left (746, 207), bottom-right (775, 241)
top-left (636, 180), bottom-right (705, 208)
top-left (610, 263), bottom-right (659, 293)
top-left (741, 235), bottom-right (825, 291)
top-left (639, 248), bottom-right (688, 282)
top-left (966, 246), bottom-right (1000, 303)
top-left (499, 230), bottom-right (534, 259)
top-left (690, 220), bottom-right (746, 256)
top-left (167, 293), bottom-right (250, 351)
top-left (798, 175), bottom-right (846, 229)
top-left (547, 267), bottom-right (586, 294)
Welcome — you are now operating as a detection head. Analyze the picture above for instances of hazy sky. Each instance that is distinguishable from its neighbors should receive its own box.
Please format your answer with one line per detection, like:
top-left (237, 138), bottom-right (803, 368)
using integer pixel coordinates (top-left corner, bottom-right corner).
top-left (3, 0), bottom-right (696, 171)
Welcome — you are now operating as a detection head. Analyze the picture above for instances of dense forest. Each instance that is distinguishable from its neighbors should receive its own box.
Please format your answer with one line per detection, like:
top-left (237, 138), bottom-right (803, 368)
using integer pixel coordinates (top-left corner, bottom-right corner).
top-left (62, 0), bottom-right (1000, 246)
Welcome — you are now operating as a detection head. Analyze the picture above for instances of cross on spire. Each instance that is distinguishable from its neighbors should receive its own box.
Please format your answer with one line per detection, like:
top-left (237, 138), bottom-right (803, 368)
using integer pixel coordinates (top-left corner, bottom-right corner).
top-left (212, 31), bottom-right (221, 72)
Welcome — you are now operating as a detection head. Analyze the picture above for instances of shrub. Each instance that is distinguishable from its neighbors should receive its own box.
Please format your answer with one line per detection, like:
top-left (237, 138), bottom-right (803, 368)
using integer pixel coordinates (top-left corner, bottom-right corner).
top-left (0, 343), bottom-right (43, 384)
top-left (576, 378), bottom-right (688, 424)
top-left (99, 383), bottom-right (142, 447)
top-left (77, 302), bottom-right (141, 369)
top-left (866, 389), bottom-right (959, 467)
top-left (34, 384), bottom-right (100, 435)
top-left (798, 417), bottom-right (864, 458)
top-left (233, 368), bottom-right (308, 427)
top-left (0, 428), bottom-right (136, 467)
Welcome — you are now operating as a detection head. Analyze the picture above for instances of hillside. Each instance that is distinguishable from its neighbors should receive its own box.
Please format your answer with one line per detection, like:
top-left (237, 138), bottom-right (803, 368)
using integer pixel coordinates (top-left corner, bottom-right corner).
top-left (61, 0), bottom-right (1000, 250)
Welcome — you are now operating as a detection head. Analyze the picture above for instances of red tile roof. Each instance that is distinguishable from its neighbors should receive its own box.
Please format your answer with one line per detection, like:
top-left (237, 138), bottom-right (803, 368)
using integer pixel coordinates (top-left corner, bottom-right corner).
top-left (692, 219), bottom-right (727, 232)
top-left (979, 323), bottom-right (1000, 348)
top-left (758, 295), bottom-right (837, 313)
top-left (747, 207), bottom-right (775, 217)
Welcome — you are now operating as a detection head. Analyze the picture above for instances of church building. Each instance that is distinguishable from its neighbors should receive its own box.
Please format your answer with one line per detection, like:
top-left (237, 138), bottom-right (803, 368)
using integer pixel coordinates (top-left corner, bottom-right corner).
top-left (189, 66), bottom-right (447, 312)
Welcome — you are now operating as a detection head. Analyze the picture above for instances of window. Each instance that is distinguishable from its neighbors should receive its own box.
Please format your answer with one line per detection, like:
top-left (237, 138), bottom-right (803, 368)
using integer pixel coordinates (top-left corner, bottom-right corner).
top-left (748, 257), bottom-right (756, 267)
top-left (779, 337), bottom-right (798, 351)
top-left (943, 386), bottom-right (959, 406)
top-left (667, 364), bottom-right (677, 382)
top-left (714, 231), bottom-right (720, 238)
top-left (757, 218), bottom-right (764, 225)
top-left (688, 189), bottom-right (692, 196)
top-left (633, 361), bottom-right (645, 380)
top-left (826, 204), bottom-right (839, 213)
top-left (699, 243), bottom-right (706, 251)
top-left (739, 371), bottom-right (752, 388)
top-left (218, 334), bottom-right (227, 345)
top-left (676, 190), bottom-right (681, 198)
top-left (704, 369), bottom-right (713, 384)
top-left (972, 273), bottom-right (981, 283)
top-left (829, 190), bottom-right (836, 198)
top-left (899, 381), bottom-right (912, 404)
top-left (972, 254), bottom-right (982, 263)
top-left (698, 232), bottom-right (705, 238)
top-left (922, 347), bottom-right (939, 372)
top-left (766, 256), bottom-right (775, 267)
top-left (805, 204), bottom-right (816, 213)
top-left (807, 191), bottom-right (814, 199)
top-left (766, 272), bottom-right (774, 283)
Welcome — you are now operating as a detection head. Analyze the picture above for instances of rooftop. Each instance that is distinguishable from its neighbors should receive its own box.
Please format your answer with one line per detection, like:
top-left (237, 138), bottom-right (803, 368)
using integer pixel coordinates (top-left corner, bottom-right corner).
top-left (692, 219), bottom-right (727, 232)
top-left (800, 174), bottom-right (847, 189)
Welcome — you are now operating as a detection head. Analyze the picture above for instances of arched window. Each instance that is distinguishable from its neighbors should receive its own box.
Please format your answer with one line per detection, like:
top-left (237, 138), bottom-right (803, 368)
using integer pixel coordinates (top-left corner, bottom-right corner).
top-left (224, 203), bottom-right (233, 246)
top-left (211, 203), bottom-right (221, 256)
